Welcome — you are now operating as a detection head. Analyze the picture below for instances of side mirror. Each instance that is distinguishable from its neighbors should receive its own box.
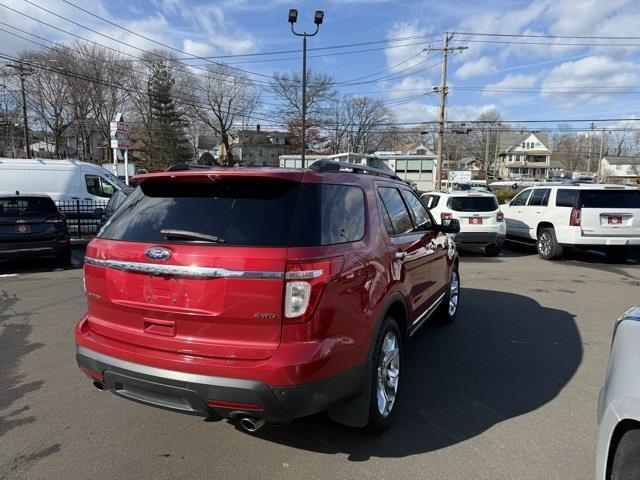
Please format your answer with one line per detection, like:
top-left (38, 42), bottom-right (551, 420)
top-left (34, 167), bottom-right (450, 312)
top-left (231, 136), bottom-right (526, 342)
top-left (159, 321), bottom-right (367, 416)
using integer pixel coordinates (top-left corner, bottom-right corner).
top-left (440, 218), bottom-right (460, 234)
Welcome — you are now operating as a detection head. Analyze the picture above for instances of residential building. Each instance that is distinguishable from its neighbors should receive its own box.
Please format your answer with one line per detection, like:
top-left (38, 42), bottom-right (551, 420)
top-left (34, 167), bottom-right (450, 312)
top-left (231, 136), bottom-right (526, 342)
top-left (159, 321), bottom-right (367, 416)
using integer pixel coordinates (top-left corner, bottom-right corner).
top-left (230, 126), bottom-right (289, 166)
top-left (195, 134), bottom-right (220, 164)
top-left (600, 156), bottom-right (640, 184)
top-left (280, 144), bottom-right (436, 191)
top-left (497, 132), bottom-right (551, 180)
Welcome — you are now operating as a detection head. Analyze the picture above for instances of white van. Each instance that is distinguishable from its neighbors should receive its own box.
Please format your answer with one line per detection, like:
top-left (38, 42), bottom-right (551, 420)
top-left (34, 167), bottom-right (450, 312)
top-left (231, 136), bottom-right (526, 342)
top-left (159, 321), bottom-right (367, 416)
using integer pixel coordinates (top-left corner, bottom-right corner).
top-left (0, 158), bottom-right (129, 202)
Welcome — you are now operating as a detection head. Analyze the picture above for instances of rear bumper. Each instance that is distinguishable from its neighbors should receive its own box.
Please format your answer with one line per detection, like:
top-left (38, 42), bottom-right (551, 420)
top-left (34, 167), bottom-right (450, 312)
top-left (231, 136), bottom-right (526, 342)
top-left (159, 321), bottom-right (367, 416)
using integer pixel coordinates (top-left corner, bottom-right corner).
top-left (555, 227), bottom-right (640, 247)
top-left (452, 231), bottom-right (505, 246)
top-left (0, 240), bottom-right (69, 260)
top-left (76, 346), bottom-right (366, 423)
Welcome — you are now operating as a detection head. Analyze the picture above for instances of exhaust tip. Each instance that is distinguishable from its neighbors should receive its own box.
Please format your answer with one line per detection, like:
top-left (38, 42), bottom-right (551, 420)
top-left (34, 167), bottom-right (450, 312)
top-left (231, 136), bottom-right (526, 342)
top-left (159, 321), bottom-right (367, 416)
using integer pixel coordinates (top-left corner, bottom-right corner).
top-left (240, 417), bottom-right (265, 432)
top-left (93, 380), bottom-right (106, 391)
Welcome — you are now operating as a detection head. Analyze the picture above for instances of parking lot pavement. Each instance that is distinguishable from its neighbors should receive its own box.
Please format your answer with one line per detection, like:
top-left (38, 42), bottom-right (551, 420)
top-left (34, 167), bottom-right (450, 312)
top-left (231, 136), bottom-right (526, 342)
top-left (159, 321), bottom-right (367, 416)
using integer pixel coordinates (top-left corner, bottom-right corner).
top-left (1, 247), bottom-right (639, 480)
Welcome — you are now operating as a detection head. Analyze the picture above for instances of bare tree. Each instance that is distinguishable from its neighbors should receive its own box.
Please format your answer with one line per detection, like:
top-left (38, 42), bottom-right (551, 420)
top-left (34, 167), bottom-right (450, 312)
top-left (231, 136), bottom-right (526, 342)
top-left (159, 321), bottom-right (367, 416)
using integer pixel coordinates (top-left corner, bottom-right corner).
top-left (191, 63), bottom-right (260, 165)
top-left (271, 69), bottom-right (335, 154)
top-left (22, 48), bottom-right (73, 158)
top-left (0, 73), bottom-right (22, 157)
top-left (344, 95), bottom-right (395, 153)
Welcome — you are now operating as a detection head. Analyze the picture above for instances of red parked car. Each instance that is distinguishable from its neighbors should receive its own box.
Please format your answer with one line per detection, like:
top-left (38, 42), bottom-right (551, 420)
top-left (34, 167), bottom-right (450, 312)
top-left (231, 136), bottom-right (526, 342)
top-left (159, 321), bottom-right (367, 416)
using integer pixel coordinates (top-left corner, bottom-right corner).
top-left (76, 161), bottom-right (460, 433)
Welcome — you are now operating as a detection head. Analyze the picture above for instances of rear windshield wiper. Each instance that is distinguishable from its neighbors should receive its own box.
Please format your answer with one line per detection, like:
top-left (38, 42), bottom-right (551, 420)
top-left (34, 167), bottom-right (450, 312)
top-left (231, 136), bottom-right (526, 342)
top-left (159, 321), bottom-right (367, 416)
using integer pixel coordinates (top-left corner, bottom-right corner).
top-left (160, 229), bottom-right (226, 243)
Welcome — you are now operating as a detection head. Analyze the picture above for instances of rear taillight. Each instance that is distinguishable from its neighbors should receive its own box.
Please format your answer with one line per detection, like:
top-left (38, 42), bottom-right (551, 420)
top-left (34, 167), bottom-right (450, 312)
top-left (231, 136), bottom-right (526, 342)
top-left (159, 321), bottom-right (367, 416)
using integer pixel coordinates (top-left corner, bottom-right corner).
top-left (441, 212), bottom-right (452, 222)
top-left (284, 257), bottom-right (343, 323)
top-left (570, 208), bottom-right (581, 226)
top-left (496, 211), bottom-right (504, 222)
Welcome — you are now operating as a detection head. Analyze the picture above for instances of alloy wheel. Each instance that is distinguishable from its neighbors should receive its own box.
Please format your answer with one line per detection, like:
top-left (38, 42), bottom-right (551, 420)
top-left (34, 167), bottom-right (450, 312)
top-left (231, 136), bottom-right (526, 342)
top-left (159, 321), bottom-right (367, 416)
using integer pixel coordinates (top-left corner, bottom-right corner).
top-left (376, 331), bottom-right (400, 418)
top-left (448, 270), bottom-right (459, 317)
top-left (538, 232), bottom-right (552, 256)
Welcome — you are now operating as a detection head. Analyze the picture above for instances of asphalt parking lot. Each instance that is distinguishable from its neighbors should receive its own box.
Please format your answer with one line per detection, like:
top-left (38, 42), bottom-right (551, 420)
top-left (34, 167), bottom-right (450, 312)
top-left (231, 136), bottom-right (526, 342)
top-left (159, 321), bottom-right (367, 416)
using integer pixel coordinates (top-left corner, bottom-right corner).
top-left (1, 245), bottom-right (639, 480)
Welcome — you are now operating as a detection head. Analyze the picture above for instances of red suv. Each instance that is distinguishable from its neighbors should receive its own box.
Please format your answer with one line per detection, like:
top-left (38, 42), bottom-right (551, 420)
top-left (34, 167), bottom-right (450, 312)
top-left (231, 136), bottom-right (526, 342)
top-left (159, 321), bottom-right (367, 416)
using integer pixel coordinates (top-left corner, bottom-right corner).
top-left (76, 161), bottom-right (460, 433)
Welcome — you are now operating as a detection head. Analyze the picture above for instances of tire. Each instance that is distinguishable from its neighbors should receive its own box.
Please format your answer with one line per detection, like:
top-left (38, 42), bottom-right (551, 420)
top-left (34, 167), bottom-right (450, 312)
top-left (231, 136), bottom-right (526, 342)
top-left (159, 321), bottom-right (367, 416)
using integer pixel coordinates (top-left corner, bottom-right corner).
top-left (485, 244), bottom-right (502, 256)
top-left (366, 317), bottom-right (403, 434)
top-left (58, 248), bottom-right (72, 267)
top-left (434, 268), bottom-right (460, 324)
top-left (536, 228), bottom-right (563, 260)
top-left (610, 428), bottom-right (640, 479)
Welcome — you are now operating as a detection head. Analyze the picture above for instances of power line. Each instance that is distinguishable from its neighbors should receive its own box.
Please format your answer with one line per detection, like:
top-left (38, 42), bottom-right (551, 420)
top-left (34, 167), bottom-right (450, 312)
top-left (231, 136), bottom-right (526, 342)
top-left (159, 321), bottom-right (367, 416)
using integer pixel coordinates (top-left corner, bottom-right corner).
top-left (453, 31), bottom-right (640, 40)
top-left (176, 33), bottom-right (442, 61)
top-left (453, 38), bottom-right (640, 47)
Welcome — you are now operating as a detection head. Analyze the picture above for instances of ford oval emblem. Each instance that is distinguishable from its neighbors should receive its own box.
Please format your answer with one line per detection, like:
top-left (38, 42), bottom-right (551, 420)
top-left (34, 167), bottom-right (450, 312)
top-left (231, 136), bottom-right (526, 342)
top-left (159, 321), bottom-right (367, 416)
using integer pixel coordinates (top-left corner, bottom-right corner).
top-left (145, 247), bottom-right (172, 261)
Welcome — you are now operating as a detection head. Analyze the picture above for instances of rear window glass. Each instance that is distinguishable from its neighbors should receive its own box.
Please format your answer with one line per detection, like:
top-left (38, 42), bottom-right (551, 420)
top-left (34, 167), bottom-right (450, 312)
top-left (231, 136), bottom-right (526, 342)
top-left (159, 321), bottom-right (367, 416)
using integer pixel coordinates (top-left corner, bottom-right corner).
top-left (99, 179), bottom-right (365, 247)
top-left (555, 189), bottom-right (579, 207)
top-left (0, 197), bottom-right (58, 217)
top-left (579, 190), bottom-right (640, 208)
top-left (447, 196), bottom-right (498, 212)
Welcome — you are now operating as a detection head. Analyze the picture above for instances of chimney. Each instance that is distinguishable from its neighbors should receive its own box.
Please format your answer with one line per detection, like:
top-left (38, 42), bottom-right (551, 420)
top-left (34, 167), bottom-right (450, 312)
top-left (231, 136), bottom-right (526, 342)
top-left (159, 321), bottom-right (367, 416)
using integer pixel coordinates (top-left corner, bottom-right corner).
top-left (256, 124), bottom-right (261, 133)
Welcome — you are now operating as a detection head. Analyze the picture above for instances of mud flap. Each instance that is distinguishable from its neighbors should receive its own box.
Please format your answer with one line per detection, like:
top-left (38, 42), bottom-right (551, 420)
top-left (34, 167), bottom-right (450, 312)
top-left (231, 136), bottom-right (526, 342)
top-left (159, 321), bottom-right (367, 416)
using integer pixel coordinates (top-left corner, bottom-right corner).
top-left (327, 360), bottom-right (373, 428)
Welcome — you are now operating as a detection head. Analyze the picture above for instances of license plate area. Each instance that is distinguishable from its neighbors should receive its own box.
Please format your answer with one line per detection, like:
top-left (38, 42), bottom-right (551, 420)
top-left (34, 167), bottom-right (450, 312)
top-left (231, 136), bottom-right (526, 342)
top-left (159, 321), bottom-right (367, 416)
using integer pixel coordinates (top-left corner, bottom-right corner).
top-left (469, 217), bottom-right (483, 225)
top-left (608, 216), bottom-right (623, 225)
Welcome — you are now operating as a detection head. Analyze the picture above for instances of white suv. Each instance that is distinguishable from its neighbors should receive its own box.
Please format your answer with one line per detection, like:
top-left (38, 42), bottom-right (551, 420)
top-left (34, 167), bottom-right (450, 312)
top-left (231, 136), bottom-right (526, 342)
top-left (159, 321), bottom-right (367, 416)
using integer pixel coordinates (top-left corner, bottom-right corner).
top-left (501, 184), bottom-right (640, 260)
top-left (421, 191), bottom-right (506, 256)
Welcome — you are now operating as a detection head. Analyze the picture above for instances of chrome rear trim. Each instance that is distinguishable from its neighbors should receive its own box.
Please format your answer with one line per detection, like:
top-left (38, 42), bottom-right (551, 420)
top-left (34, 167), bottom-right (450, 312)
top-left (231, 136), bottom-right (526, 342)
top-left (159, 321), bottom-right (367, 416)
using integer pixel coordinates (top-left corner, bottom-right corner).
top-left (84, 256), bottom-right (284, 279)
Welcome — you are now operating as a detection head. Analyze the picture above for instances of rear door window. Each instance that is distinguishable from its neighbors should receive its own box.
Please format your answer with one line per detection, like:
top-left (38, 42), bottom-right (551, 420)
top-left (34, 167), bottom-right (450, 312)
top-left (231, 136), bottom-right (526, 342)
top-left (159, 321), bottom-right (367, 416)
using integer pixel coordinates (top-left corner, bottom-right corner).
top-left (378, 187), bottom-right (414, 235)
top-left (555, 189), bottom-right (579, 207)
top-left (422, 194), bottom-right (440, 209)
top-left (447, 196), bottom-right (499, 212)
top-left (578, 190), bottom-right (640, 208)
top-left (401, 190), bottom-right (433, 230)
top-left (528, 189), bottom-right (550, 206)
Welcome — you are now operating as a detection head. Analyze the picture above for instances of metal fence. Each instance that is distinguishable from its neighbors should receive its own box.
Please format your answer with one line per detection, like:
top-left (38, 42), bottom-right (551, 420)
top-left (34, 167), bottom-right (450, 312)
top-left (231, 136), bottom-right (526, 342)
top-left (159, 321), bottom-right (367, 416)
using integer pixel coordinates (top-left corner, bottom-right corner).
top-left (56, 199), bottom-right (108, 239)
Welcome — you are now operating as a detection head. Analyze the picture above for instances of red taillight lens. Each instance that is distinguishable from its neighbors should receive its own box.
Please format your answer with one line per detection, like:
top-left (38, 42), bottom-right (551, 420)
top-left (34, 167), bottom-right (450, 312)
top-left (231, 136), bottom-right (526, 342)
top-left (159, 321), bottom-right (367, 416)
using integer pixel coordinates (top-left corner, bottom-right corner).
top-left (570, 208), bottom-right (581, 226)
top-left (284, 257), bottom-right (343, 323)
top-left (441, 212), bottom-right (453, 222)
top-left (496, 211), bottom-right (504, 222)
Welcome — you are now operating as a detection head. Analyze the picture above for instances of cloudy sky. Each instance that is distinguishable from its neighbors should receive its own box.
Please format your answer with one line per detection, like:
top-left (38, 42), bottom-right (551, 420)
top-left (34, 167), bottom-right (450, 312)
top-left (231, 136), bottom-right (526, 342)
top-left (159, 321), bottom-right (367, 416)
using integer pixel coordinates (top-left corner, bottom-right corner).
top-left (1, 0), bottom-right (640, 127)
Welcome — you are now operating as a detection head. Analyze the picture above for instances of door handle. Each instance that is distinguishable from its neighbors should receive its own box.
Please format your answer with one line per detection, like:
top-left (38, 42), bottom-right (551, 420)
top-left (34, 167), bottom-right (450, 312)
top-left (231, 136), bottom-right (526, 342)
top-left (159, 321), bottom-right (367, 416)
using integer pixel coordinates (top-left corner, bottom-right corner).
top-left (394, 251), bottom-right (407, 260)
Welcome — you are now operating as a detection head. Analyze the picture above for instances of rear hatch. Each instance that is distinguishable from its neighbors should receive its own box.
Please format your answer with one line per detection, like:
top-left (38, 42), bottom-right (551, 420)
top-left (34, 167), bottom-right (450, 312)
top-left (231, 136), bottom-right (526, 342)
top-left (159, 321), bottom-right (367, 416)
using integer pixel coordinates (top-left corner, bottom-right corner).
top-left (447, 195), bottom-right (500, 227)
top-left (85, 173), bottom-right (302, 361)
top-left (0, 196), bottom-right (63, 243)
top-left (577, 189), bottom-right (640, 237)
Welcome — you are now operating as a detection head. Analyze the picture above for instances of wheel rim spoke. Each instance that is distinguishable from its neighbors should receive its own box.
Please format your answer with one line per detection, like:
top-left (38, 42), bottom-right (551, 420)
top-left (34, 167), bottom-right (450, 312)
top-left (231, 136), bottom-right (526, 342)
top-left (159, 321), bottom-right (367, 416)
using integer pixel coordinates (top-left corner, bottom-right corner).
top-left (449, 271), bottom-right (459, 316)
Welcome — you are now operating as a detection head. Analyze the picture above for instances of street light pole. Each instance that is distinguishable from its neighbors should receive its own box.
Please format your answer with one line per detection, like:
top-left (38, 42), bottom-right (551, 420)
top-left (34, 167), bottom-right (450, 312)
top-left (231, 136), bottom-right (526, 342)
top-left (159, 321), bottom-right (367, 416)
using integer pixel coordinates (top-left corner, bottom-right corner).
top-left (289, 9), bottom-right (324, 169)
top-left (6, 62), bottom-right (34, 159)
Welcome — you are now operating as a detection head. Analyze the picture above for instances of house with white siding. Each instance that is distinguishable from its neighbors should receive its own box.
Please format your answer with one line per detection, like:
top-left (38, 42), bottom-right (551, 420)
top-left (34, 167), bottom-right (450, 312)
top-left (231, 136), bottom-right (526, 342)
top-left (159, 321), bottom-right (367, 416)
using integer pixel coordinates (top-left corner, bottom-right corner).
top-left (497, 132), bottom-right (551, 180)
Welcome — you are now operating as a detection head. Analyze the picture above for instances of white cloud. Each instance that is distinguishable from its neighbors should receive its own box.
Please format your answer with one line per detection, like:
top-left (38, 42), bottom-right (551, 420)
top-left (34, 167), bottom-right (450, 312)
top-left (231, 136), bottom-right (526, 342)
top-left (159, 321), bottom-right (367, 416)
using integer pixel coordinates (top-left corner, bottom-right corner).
top-left (483, 73), bottom-right (538, 96)
top-left (455, 57), bottom-right (497, 80)
top-left (541, 55), bottom-right (640, 106)
top-left (182, 39), bottom-right (214, 58)
top-left (384, 22), bottom-right (434, 72)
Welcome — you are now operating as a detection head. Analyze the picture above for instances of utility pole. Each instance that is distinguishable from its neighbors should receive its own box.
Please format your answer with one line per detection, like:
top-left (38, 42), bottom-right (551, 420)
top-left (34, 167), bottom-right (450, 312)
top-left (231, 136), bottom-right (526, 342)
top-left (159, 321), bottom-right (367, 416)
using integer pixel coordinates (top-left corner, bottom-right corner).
top-left (597, 128), bottom-right (606, 180)
top-left (6, 62), bottom-right (34, 159)
top-left (433, 33), bottom-right (467, 189)
top-left (586, 122), bottom-right (595, 173)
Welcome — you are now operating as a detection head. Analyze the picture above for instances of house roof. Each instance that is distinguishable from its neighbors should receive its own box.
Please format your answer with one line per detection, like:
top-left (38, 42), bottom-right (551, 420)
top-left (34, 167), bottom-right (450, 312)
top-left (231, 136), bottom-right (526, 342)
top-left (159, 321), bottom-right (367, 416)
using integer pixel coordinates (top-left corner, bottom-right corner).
top-left (604, 156), bottom-right (640, 166)
top-left (499, 132), bottom-right (550, 153)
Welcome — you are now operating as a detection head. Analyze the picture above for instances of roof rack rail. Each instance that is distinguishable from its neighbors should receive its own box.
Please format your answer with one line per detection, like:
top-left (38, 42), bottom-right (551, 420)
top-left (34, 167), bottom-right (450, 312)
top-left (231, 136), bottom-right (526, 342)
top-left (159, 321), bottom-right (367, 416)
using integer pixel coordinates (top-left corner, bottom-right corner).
top-left (309, 159), bottom-right (401, 181)
top-left (165, 163), bottom-right (219, 172)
